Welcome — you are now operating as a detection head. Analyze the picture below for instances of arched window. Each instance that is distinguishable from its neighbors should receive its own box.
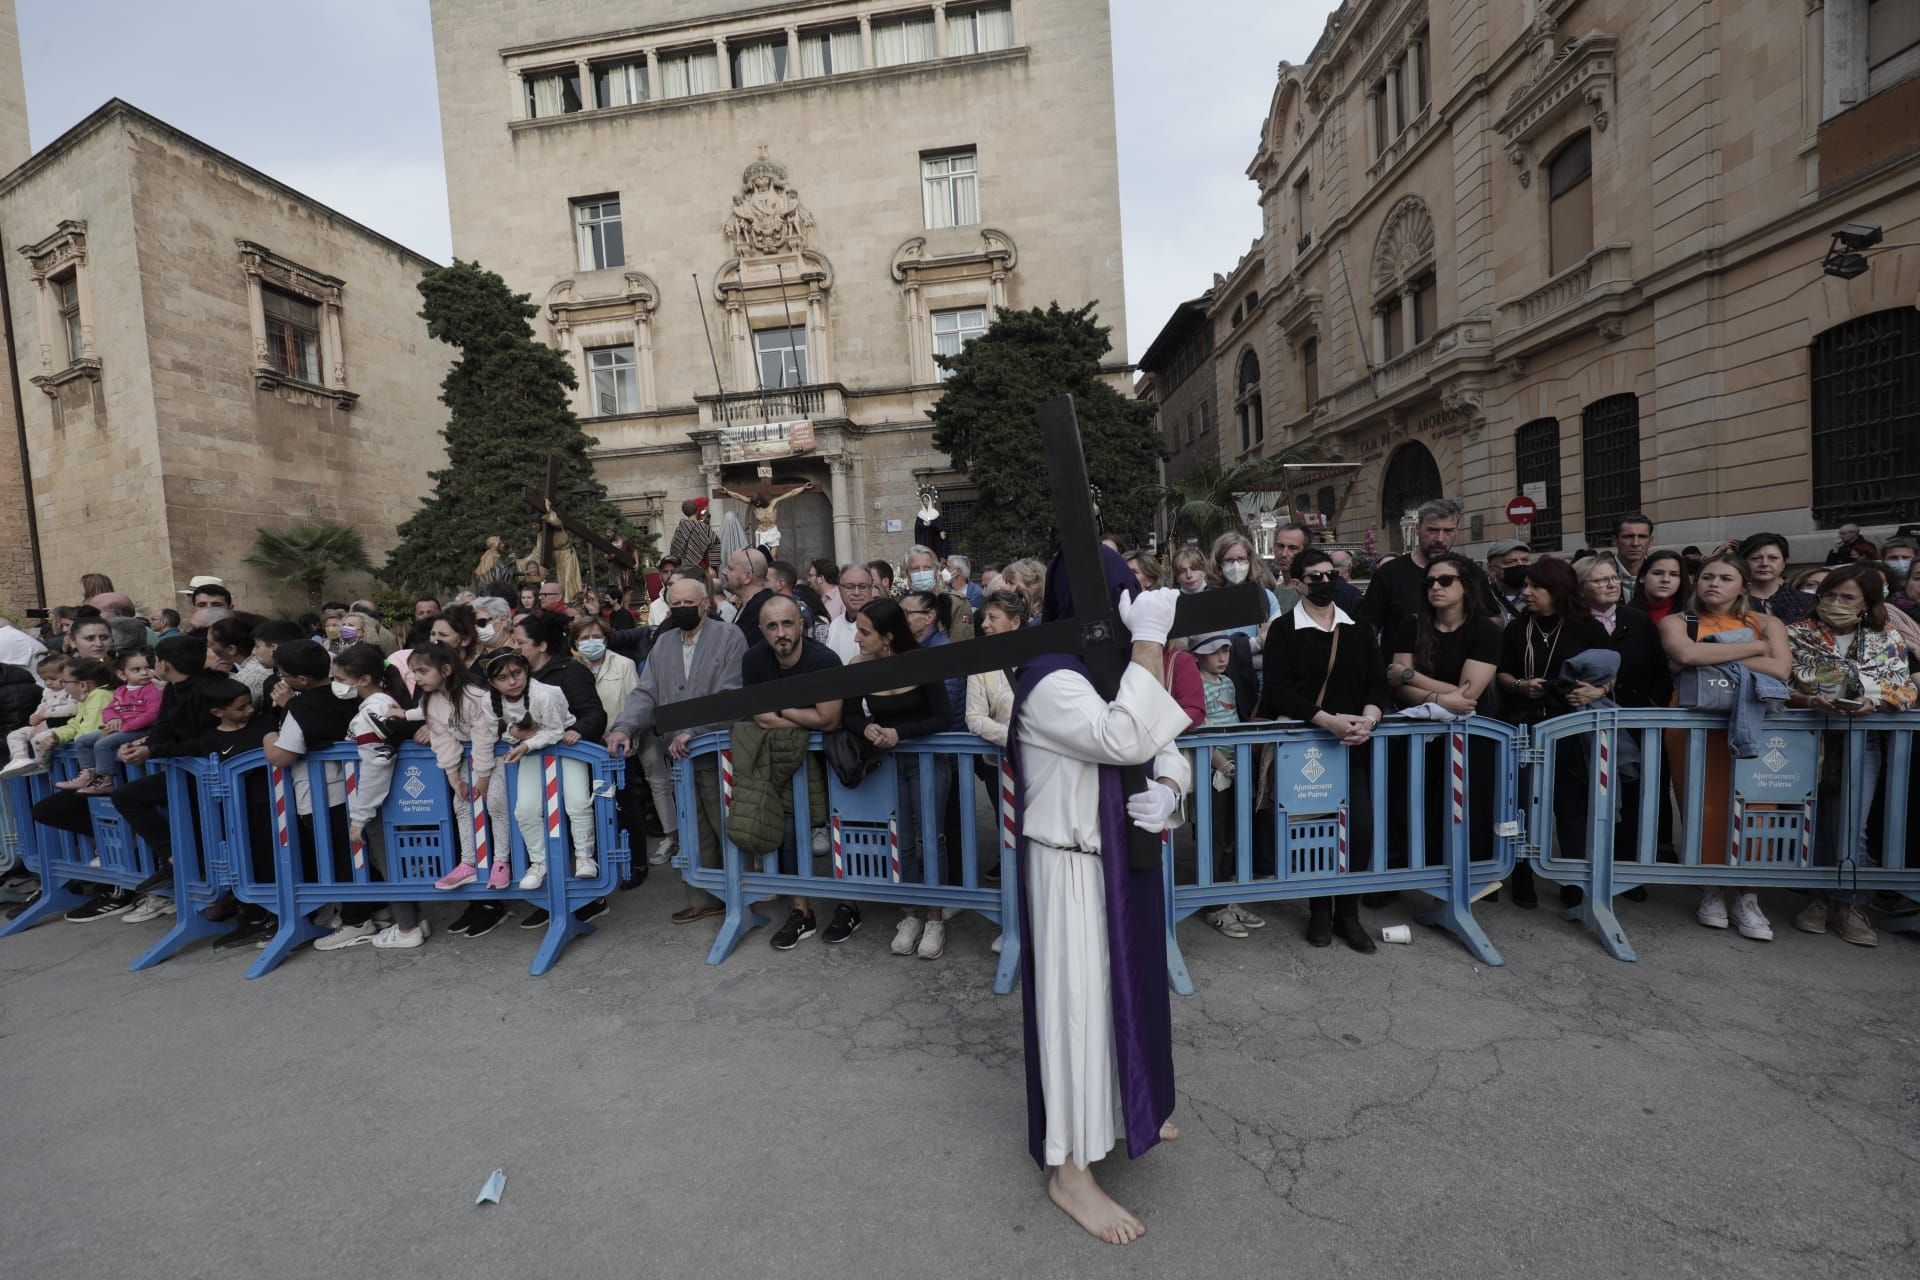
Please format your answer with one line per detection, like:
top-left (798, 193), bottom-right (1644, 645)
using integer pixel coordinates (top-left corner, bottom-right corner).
top-left (1370, 197), bottom-right (1436, 363)
top-left (1380, 442), bottom-right (1443, 535)
top-left (1811, 307), bottom-right (1920, 524)
top-left (1235, 349), bottom-right (1264, 452)
top-left (1514, 418), bottom-right (1564, 545)
top-left (1548, 132), bottom-right (1593, 275)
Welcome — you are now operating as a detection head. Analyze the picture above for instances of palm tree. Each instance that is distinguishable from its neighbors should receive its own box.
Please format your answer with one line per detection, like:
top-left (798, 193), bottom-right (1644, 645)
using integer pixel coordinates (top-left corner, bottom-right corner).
top-left (244, 523), bottom-right (374, 606)
top-left (1149, 442), bottom-right (1336, 548)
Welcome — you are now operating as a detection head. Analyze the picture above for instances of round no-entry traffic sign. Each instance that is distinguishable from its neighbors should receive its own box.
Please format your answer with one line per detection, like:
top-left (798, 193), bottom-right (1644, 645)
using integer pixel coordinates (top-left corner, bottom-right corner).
top-left (1506, 496), bottom-right (1538, 526)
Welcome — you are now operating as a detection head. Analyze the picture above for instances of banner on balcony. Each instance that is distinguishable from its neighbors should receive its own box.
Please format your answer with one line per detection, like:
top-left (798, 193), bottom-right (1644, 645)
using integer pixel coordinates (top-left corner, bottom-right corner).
top-left (718, 420), bottom-right (815, 464)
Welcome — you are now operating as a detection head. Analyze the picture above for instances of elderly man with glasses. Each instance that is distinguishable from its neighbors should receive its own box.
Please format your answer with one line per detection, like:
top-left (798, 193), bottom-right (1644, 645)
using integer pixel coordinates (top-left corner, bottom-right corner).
top-left (825, 562), bottom-right (876, 663)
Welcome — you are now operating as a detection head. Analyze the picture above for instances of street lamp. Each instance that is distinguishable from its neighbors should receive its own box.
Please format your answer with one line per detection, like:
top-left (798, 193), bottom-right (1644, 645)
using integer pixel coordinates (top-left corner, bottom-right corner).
top-left (1822, 222), bottom-right (1883, 280)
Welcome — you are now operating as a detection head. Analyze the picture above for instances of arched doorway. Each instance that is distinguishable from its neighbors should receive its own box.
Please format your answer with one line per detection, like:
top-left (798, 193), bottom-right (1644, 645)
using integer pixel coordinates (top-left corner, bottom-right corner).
top-left (1380, 442), bottom-right (1443, 548)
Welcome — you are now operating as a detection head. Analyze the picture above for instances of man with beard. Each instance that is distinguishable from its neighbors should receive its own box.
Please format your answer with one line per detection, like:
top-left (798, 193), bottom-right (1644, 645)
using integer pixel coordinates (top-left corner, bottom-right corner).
top-left (739, 594), bottom-right (856, 950)
top-left (1355, 498), bottom-right (1462, 635)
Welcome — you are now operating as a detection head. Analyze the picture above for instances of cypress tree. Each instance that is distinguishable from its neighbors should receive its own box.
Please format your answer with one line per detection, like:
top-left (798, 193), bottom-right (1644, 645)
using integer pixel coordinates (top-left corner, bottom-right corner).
top-left (384, 260), bottom-right (624, 592)
top-left (929, 302), bottom-right (1162, 564)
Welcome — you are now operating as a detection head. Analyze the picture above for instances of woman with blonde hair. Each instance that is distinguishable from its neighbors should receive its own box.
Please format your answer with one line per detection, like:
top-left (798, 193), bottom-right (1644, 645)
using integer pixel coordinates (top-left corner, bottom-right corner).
top-left (998, 558), bottom-right (1047, 621)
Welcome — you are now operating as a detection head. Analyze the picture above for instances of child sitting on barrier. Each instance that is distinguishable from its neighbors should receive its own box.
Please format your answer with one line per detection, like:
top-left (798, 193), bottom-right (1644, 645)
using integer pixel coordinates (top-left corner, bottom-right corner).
top-left (406, 643), bottom-right (501, 898)
top-left (57, 649), bottom-right (164, 795)
top-left (35, 657), bottom-right (114, 777)
top-left (1192, 634), bottom-right (1264, 939)
top-left (1, 654), bottom-right (74, 778)
top-left (485, 649), bottom-right (595, 891)
top-left (335, 644), bottom-right (431, 950)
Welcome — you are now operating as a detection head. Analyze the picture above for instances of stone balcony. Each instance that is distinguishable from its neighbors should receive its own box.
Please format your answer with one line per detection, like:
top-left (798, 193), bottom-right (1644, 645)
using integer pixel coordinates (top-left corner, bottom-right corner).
top-left (1314, 318), bottom-right (1493, 425)
top-left (696, 382), bottom-right (845, 428)
top-left (1494, 243), bottom-right (1638, 359)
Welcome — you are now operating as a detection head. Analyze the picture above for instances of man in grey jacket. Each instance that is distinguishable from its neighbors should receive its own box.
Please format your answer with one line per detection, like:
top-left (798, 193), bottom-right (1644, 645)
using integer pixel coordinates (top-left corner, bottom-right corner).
top-left (605, 576), bottom-right (747, 923)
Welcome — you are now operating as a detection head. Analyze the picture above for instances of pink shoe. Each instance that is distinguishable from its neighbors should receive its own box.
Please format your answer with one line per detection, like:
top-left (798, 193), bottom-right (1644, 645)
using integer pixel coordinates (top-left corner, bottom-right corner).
top-left (54, 770), bottom-right (96, 792)
top-left (434, 862), bottom-right (478, 890)
top-left (486, 858), bottom-right (511, 890)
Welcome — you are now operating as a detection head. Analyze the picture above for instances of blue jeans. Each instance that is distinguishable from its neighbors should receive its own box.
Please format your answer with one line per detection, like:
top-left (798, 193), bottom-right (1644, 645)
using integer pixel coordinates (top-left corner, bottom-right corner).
top-left (1818, 731), bottom-right (1882, 905)
top-left (73, 730), bottom-right (146, 777)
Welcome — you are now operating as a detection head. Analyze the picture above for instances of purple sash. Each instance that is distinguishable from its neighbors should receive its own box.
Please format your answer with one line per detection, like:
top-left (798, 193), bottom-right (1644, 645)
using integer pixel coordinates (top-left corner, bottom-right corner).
top-left (1009, 653), bottom-right (1176, 1168)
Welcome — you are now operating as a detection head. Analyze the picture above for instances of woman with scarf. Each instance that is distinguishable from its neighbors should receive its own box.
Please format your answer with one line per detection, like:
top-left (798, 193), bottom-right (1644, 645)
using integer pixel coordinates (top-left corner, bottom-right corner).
top-left (1785, 565), bottom-right (1915, 947)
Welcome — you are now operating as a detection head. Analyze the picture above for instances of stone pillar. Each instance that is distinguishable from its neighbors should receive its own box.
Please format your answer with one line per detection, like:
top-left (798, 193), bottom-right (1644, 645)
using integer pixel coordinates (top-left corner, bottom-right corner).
top-left (323, 294), bottom-right (347, 389)
top-left (805, 286), bottom-right (829, 384)
top-left (933, 4), bottom-right (948, 56)
top-left (645, 48), bottom-right (661, 96)
top-left (241, 270), bottom-right (268, 369)
top-left (830, 456), bottom-right (854, 564)
top-left (555, 319), bottom-right (590, 419)
top-left (1400, 286), bottom-right (1418, 353)
top-left (785, 25), bottom-right (800, 77)
top-left (989, 268), bottom-right (1009, 310)
top-left (902, 279), bottom-right (925, 382)
top-left (725, 297), bottom-right (752, 393)
top-left (577, 59), bottom-right (594, 108)
top-left (859, 14), bottom-right (874, 68)
top-left (1371, 308), bottom-right (1386, 366)
top-left (634, 306), bottom-right (657, 411)
top-left (714, 37), bottom-right (731, 90)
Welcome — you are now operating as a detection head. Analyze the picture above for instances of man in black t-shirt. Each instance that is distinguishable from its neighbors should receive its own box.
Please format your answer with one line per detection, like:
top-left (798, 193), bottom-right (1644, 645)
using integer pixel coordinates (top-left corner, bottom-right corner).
top-left (1355, 499), bottom-right (1462, 637)
top-left (741, 595), bottom-right (857, 951)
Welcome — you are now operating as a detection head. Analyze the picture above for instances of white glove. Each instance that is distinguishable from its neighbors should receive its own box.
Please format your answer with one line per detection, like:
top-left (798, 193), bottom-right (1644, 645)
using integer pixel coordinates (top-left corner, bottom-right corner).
top-left (1126, 780), bottom-right (1179, 833)
top-left (1117, 586), bottom-right (1180, 647)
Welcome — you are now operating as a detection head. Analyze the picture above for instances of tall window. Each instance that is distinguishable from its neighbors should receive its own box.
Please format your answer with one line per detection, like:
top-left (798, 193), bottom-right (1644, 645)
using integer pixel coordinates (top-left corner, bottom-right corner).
top-left (594, 61), bottom-right (648, 108)
top-left (948, 4), bottom-right (1014, 55)
top-left (731, 37), bottom-right (789, 88)
top-left (1295, 172), bottom-right (1313, 250)
top-left (1370, 87), bottom-right (1388, 156)
top-left (755, 326), bottom-right (808, 388)
top-left (1810, 307), bottom-right (1920, 525)
top-left (874, 13), bottom-right (937, 66)
top-left (922, 150), bottom-right (980, 229)
top-left (1581, 394), bottom-right (1642, 544)
top-left (660, 48), bottom-right (719, 98)
top-left (1514, 418), bottom-right (1564, 544)
top-left (1235, 350), bottom-right (1264, 452)
top-left (263, 289), bottom-right (322, 383)
top-left (1548, 132), bottom-right (1594, 276)
top-left (1869, 0), bottom-right (1920, 93)
top-left (931, 306), bottom-right (989, 378)
top-left (1411, 35), bottom-right (1430, 112)
top-left (798, 27), bottom-right (862, 76)
top-left (1411, 271), bottom-right (1438, 344)
top-left (573, 198), bottom-right (624, 271)
top-left (53, 273), bottom-right (83, 364)
top-left (1300, 337), bottom-right (1319, 410)
top-left (524, 69), bottom-right (582, 118)
top-left (587, 345), bottom-right (638, 416)
top-left (1381, 294), bottom-right (1405, 360)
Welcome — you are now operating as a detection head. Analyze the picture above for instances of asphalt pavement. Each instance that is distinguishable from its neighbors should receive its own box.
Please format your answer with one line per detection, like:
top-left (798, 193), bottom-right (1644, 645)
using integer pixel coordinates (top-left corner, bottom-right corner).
top-left (2, 881), bottom-right (1915, 1279)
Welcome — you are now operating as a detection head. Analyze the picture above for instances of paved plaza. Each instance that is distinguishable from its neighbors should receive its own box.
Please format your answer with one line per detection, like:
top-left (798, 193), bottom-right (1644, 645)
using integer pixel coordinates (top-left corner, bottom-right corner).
top-left (3, 882), bottom-right (1915, 1279)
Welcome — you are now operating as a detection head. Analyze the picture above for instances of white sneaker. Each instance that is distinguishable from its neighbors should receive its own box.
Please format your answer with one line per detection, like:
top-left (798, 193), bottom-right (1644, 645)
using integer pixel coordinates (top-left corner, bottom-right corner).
top-left (1228, 903), bottom-right (1266, 929)
top-left (1696, 887), bottom-right (1729, 929)
top-left (891, 915), bottom-right (925, 956)
top-left (1731, 892), bottom-right (1773, 941)
top-left (368, 923), bottom-right (426, 950)
top-left (122, 895), bottom-right (171, 924)
top-left (991, 932), bottom-right (1004, 953)
top-left (917, 919), bottom-right (946, 960)
top-left (315, 906), bottom-right (343, 930)
top-left (573, 855), bottom-right (598, 878)
top-left (520, 864), bottom-right (547, 890)
top-left (313, 920), bottom-right (375, 951)
top-left (0, 758), bottom-right (40, 778)
top-left (811, 827), bottom-right (830, 856)
top-left (649, 834), bottom-right (675, 866)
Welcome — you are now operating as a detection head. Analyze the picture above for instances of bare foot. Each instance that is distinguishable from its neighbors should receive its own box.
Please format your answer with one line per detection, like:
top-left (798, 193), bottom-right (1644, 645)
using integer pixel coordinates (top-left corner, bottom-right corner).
top-left (1048, 1164), bottom-right (1146, 1245)
top-left (1159, 1120), bottom-right (1180, 1141)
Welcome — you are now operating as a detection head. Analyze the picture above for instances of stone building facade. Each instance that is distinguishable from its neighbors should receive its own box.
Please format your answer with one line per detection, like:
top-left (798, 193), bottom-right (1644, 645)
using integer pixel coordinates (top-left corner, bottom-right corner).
top-left (428, 0), bottom-right (1130, 569)
top-left (1145, 0), bottom-right (1920, 560)
top-left (0, 99), bottom-right (452, 615)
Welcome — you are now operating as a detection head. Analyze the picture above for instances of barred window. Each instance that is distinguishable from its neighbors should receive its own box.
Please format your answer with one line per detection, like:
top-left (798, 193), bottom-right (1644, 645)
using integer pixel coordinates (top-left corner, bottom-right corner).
top-left (263, 288), bottom-right (322, 384)
top-left (1514, 418), bottom-right (1564, 545)
top-left (1810, 307), bottom-right (1920, 526)
top-left (1580, 394), bottom-right (1642, 545)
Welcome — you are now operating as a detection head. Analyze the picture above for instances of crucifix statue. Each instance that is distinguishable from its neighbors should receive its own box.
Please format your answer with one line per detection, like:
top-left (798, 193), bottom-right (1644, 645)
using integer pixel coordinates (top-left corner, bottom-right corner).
top-left (714, 478), bottom-right (817, 553)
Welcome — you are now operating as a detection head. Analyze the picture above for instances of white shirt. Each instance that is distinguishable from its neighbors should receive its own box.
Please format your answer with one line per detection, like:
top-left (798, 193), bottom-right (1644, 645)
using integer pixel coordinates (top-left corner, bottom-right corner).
top-left (826, 614), bottom-right (860, 665)
top-left (0, 623), bottom-right (47, 671)
top-left (274, 707), bottom-right (348, 816)
top-left (1016, 664), bottom-right (1192, 854)
top-left (1290, 600), bottom-right (1355, 633)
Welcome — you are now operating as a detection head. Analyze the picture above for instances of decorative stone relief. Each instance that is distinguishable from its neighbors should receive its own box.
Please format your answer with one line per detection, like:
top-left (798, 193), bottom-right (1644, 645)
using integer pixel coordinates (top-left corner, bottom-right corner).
top-left (1370, 196), bottom-right (1436, 296)
top-left (723, 155), bottom-right (816, 258)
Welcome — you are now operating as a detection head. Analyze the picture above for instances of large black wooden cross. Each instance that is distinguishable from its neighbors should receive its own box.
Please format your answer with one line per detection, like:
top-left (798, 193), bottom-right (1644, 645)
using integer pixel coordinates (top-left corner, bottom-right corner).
top-left (655, 396), bottom-right (1265, 867)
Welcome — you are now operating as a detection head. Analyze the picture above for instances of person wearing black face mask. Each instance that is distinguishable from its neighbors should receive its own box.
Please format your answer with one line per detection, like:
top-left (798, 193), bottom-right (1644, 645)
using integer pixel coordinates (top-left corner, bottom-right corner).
top-left (1485, 540), bottom-right (1532, 621)
top-left (604, 577), bottom-right (747, 918)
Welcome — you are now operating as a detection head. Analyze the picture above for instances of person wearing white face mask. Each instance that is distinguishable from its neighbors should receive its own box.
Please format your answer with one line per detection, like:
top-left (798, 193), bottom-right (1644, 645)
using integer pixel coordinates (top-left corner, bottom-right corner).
top-left (1205, 532), bottom-right (1292, 651)
top-left (904, 543), bottom-right (975, 639)
top-left (573, 615), bottom-right (645, 889)
top-left (471, 596), bottom-right (516, 662)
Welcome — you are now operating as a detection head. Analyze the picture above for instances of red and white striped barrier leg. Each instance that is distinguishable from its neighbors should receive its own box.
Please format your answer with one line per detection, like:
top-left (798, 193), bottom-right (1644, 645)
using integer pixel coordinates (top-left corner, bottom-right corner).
top-left (720, 749), bottom-right (733, 813)
top-left (1337, 804), bottom-right (1349, 875)
top-left (346, 766), bottom-right (365, 871)
top-left (270, 765), bottom-right (290, 859)
top-left (544, 753), bottom-right (561, 857)
top-left (470, 759), bottom-right (491, 871)
top-left (889, 817), bottom-right (901, 885)
top-left (1727, 797), bottom-right (1744, 867)
top-left (1000, 756), bottom-right (1017, 861)
top-left (831, 815), bottom-right (844, 879)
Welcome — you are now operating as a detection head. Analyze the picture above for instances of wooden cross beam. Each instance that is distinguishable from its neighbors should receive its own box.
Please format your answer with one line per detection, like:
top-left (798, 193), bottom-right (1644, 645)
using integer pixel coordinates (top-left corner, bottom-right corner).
top-left (655, 395), bottom-right (1264, 761)
top-left (515, 485), bottom-right (639, 573)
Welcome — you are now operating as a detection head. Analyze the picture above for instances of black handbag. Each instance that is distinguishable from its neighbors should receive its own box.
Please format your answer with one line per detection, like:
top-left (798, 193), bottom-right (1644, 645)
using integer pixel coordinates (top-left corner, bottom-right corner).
top-left (823, 727), bottom-right (882, 788)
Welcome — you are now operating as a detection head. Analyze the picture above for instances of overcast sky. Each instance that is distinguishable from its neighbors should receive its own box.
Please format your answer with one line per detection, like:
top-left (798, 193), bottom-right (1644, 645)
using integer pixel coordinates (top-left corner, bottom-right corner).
top-left (17, 0), bottom-right (1324, 362)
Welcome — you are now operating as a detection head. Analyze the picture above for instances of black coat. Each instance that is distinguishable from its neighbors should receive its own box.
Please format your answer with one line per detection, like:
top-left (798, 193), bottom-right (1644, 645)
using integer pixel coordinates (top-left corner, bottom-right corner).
top-left (1608, 606), bottom-right (1667, 708)
top-left (0, 663), bottom-right (40, 739)
top-left (535, 656), bottom-right (607, 744)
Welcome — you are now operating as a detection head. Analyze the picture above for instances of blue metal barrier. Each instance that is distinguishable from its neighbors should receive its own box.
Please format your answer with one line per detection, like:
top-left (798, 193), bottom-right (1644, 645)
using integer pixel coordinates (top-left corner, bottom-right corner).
top-left (673, 731), bottom-right (1025, 993)
top-left (1526, 708), bottom-right (1920, 961)
top-left (220, 741), bottom-right (627, 978)
top-left (127, 757), bottom-right (238, 970)
top-left (1163, 716), bottom-right (1522, 994)
top-left (0, 748), bottom-right (164, 937)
